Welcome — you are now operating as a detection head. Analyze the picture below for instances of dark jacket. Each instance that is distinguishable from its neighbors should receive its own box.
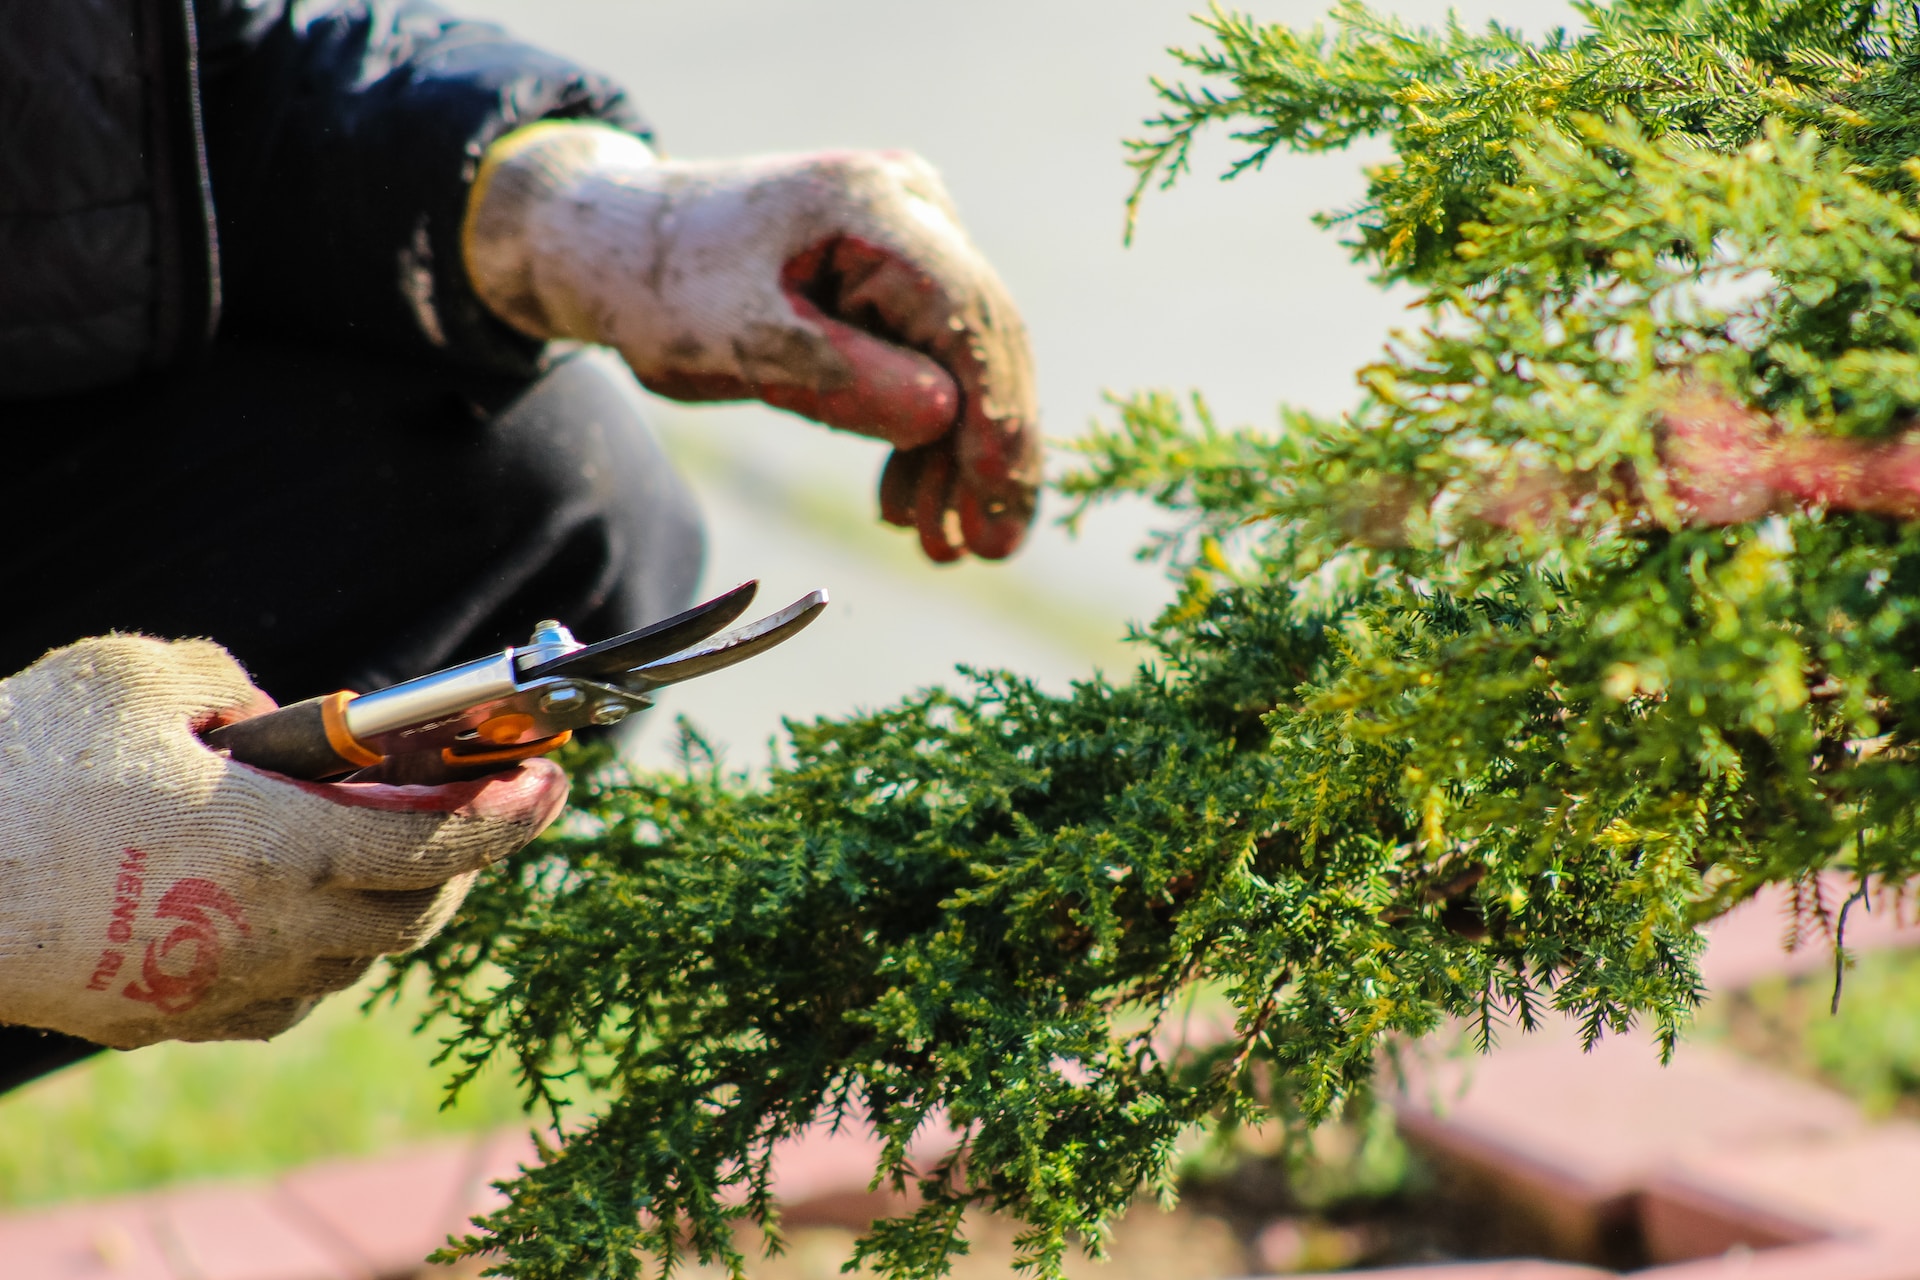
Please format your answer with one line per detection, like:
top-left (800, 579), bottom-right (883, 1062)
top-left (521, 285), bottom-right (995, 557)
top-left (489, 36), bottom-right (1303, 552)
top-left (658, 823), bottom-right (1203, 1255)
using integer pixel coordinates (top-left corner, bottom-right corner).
top-left (0, 0), bottom-right (647, 400)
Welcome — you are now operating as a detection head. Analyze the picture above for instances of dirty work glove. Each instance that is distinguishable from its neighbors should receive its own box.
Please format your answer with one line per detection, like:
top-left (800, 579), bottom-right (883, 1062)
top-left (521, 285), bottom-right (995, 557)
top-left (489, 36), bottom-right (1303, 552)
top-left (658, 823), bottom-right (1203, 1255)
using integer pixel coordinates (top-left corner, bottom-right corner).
top-left (0, 637), bottom-right (567, 1050)
top-left (463, 121), bottom-right (1040, 563)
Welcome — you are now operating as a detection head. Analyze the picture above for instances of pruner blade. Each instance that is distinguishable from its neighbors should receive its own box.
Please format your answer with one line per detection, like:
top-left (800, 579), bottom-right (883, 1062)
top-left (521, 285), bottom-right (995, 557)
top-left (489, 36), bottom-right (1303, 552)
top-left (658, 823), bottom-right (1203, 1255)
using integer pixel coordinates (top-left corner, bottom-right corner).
top-left (625, 588), bottom-right (829, 690)
top-left (523, 580), bottom-right (759, 681)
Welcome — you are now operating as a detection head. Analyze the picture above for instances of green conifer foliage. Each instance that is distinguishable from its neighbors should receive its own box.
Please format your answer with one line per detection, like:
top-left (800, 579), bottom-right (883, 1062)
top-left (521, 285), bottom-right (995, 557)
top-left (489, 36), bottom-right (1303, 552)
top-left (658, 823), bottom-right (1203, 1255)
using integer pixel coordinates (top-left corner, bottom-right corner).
top-left (390, 3), bottom-right (1920, 1275)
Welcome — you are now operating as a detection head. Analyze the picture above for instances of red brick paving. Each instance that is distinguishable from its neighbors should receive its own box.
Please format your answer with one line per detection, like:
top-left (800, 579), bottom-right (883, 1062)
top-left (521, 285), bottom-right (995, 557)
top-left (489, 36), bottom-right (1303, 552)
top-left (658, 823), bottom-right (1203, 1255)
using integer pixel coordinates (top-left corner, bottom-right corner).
top-left (1295, 882), bottom-right (1920, 1280)
top-left (150, 1181), bottom-right (369, 1280)
top-left (451, 1128), bottom-right (538, 1230)
top-left (1393, 1022), bottom-right (1864, 1259)
top-left (1311, 1238), bottom-right (1920, 1280)
top-left (0, 1181), bottom-right (373, 1280)
top-left (1635, 1171), bottom-right (1828, 1263)
top-left (0, 1198), bottom-right (179, 1280)
top-left (1653, 1122), bottom-right (1920, 1243)
top-left (275, 1140), bottom-right (474, 1278)
top-left (1645, 1235), bottom-right (1920, 1280)
top-left (1300, 1267), bottom-right (1612, 1279)
top-left (1696, 878), bottom-right (1920, 991)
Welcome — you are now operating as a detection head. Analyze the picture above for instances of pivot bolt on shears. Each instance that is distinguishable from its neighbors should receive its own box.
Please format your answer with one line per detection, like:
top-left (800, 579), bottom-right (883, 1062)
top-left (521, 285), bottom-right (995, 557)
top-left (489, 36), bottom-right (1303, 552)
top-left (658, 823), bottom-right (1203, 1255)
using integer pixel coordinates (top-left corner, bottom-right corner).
top-left (205, 581), bottom-right (826, 782)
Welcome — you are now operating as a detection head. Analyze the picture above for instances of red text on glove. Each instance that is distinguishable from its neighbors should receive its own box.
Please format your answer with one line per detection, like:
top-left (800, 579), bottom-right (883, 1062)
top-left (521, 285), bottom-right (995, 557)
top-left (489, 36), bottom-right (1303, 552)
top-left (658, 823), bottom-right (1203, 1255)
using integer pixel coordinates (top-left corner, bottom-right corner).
top-left (120, 878), bottom-right (252, 1015)
top-left (84, 848), bottom-right (149, 991)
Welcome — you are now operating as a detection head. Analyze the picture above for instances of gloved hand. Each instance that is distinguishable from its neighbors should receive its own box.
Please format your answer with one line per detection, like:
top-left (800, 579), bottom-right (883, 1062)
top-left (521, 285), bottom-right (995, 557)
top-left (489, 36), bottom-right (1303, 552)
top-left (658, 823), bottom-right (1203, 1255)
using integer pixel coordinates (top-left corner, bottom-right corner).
top-left (462, 122), bottom-right (1040, 563)
top-left (0, 637), bottom-right (567, 1050)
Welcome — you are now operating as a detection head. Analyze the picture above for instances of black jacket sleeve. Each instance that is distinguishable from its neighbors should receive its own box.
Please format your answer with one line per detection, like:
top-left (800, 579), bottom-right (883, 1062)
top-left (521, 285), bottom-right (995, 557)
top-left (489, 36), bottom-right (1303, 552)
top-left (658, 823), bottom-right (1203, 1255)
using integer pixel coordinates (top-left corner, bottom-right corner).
top-left (195, 0), bottom-right (647, 374)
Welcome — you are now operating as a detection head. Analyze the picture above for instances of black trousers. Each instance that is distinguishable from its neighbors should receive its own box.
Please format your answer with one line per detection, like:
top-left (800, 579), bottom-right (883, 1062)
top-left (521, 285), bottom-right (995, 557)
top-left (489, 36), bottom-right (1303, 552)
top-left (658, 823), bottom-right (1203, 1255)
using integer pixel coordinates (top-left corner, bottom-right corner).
top-left (0, 339), bottom-right (705, 1090)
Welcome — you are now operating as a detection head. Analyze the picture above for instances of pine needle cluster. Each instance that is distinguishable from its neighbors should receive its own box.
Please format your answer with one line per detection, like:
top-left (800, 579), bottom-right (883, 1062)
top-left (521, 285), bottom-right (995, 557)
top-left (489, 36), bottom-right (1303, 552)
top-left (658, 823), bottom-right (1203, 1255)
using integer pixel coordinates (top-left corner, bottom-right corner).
top-left (388, 3), bottom-right (1920, 1276)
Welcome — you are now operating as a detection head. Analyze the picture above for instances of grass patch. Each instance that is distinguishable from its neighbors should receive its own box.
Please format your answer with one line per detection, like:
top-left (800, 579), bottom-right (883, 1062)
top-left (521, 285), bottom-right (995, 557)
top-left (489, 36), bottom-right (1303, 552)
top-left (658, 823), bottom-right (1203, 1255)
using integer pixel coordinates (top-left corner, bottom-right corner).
top-left (0, 970), bottom-right (537, 1207)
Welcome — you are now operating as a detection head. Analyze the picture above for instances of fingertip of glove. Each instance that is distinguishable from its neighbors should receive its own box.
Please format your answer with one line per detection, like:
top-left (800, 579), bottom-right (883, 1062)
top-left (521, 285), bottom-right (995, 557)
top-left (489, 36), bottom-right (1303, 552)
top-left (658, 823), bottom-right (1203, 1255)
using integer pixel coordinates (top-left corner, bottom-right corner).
top-left (958, 489), bottom-right (1031, 560)
top-left (470, 757), bottom-right (570, 833)
top-left (267, 758), bottom-right (570, 833)
top-left (912, 450), bottom-right (967, 563)
top-left (919, 525), bottom-right (967, 563)
top-left (879, 448), bottom-right (925, 527)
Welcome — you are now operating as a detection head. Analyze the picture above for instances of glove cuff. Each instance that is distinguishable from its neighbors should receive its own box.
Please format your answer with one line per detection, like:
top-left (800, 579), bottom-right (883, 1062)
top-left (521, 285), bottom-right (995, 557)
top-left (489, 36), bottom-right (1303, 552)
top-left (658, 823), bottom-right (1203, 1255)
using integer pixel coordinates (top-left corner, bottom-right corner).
top-left (462, 121), bottom-right (659, 342)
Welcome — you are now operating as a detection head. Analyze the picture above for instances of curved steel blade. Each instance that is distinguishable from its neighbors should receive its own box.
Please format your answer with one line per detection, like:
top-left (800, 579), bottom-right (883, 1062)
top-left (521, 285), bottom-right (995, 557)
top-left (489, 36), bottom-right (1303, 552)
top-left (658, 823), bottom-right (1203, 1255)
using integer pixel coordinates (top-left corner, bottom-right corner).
top-left (525, 581), bottom-right (759, 681)
top-left (628, 589), bottom-right (828, 689)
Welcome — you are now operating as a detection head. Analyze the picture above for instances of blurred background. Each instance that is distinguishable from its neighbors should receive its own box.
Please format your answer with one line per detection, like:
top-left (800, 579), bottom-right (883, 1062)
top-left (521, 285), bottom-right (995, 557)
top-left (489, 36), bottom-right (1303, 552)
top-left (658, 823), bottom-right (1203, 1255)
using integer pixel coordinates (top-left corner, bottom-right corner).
top-left (28, 5), bottom-right (1920, 1280)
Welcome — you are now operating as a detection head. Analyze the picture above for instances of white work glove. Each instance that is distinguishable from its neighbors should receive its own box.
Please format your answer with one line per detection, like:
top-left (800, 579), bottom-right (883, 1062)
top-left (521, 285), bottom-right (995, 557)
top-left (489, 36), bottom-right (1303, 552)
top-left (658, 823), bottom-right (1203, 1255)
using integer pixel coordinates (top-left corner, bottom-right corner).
top-left (0, 637), bottom-right (567, 1050)
top-left (462, 122), bottom-right (1040, 563)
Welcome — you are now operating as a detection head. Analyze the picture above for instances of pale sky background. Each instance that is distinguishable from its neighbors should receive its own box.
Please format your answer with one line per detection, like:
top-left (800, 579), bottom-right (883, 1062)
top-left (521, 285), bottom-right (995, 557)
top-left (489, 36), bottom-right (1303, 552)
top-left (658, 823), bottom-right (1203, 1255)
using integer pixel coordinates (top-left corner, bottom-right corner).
top-left (450, 0), bottom-right (1575, 767)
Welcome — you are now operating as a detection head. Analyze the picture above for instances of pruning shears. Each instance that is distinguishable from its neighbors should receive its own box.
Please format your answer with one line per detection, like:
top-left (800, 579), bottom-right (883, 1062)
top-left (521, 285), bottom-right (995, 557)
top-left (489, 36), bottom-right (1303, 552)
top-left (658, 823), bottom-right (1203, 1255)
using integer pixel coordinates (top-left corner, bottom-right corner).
top-left (205, 581), bottom-right (827, 781)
